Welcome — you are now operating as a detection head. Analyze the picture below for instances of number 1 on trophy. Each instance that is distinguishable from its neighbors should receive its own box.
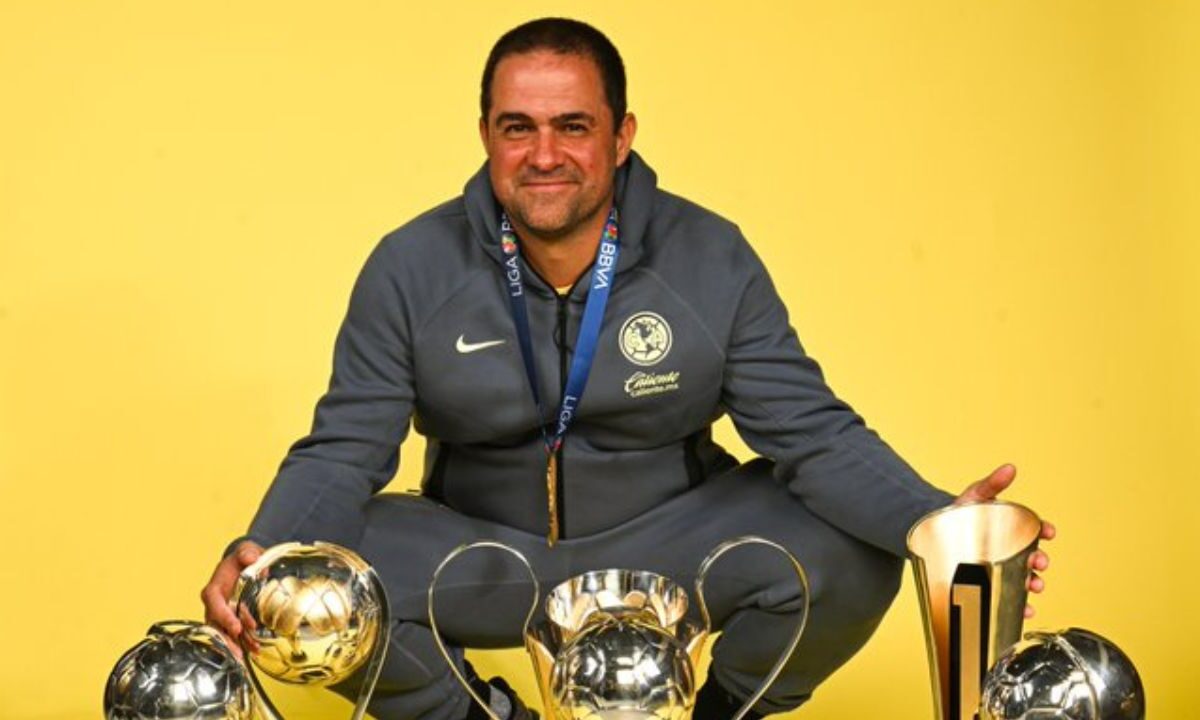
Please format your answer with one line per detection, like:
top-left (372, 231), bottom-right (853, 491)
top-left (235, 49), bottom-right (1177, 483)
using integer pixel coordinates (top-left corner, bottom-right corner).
top-left (949, 564), bottom-right (991, 720)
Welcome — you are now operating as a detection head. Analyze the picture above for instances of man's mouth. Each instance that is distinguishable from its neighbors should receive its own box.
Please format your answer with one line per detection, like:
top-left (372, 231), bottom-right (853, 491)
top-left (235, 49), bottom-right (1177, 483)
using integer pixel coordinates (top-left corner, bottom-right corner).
top-left (521, 180), bottom-right (576, 189)
top-left (520, 173), bottom-right (579, 189)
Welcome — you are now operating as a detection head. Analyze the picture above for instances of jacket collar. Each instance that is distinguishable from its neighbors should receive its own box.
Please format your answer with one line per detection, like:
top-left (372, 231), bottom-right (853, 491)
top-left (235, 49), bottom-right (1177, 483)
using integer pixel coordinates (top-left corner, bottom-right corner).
top-left (463, 150), bottom-right (657, 294)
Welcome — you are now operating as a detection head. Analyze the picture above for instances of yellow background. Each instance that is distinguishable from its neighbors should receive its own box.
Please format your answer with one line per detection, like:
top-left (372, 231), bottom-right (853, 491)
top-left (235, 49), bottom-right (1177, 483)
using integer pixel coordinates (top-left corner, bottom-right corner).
top-left (1, 1), bottom-right (1195, 717)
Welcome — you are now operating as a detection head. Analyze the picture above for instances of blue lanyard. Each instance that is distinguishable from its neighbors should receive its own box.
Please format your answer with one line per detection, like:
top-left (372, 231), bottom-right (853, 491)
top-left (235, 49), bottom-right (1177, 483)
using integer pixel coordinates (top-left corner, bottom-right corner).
top-left (499, 208), bottom-right (620, 543)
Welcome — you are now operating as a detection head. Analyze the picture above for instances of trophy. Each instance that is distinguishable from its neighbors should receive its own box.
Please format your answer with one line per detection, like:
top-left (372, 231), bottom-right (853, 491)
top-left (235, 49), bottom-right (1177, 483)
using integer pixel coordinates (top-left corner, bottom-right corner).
top-left (233, 541), bottom-right (391, 720)
top-left (907, 501), bottom-right (1042, 720)
top-left (104, 620), bottom-right (254, 720)
top-left (980, 627), bottom-right (1145, 720)
top-left (428, 537), bottom-right (809, 720)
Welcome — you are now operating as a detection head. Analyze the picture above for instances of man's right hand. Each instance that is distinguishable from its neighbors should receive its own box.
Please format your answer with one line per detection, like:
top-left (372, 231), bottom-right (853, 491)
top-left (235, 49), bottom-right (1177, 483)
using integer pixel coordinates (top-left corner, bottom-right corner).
top-left (201, 541), bottom-right (264, 640)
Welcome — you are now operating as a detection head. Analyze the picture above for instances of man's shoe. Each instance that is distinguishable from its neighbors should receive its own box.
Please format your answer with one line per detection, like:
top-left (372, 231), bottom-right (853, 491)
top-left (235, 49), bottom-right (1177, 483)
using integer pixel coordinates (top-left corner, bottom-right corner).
top-left (463, 674), bottom-right (539, 720)
top-left (692, 677), bottom-right (765, 720)
top-left (487, 676), bottom-right (539, 720)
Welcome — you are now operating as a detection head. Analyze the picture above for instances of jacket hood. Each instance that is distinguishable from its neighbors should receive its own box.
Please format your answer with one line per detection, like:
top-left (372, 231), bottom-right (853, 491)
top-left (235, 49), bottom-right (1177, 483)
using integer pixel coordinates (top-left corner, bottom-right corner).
top-left (462, 150), bottom-right (657, 285)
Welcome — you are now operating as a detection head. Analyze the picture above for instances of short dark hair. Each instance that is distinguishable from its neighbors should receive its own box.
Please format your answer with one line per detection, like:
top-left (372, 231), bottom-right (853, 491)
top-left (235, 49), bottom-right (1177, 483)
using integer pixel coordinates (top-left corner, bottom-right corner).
top-left (481, 17), bottom-right (627, 130)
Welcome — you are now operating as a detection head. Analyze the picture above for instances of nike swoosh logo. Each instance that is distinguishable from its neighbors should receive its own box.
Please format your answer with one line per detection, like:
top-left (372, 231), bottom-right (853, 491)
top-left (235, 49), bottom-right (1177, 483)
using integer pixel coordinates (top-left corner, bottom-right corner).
top-left (456, 335), bottom-right (506, 354)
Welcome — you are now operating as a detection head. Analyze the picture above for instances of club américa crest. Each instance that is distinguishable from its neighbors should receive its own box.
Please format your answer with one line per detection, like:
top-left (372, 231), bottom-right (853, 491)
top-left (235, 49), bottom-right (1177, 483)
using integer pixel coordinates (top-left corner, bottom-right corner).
top-left (619, 312), bottom-right (672, 366)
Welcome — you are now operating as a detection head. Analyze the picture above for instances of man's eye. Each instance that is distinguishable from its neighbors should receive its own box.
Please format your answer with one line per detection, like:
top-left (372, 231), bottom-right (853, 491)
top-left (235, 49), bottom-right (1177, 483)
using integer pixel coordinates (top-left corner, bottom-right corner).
top-left (503, 124), bottom-right (532, 135)
top-left (563, 123), bottom-right (588, 134)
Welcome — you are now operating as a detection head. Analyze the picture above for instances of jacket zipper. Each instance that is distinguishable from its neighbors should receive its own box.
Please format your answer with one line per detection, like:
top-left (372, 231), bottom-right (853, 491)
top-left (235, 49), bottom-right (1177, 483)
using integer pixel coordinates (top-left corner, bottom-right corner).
top-left (525, 260), bottom-right (587, 541)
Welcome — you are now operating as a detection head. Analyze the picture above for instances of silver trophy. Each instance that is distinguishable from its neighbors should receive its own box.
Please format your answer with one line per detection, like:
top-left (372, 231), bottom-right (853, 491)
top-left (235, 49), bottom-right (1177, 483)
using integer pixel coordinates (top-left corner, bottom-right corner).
top-left (981, 627), bottom-right (1145, 720)
top-left (104, 620), bottom-right (254, 720)
top-left (428, 537), bottom-right (809, 720)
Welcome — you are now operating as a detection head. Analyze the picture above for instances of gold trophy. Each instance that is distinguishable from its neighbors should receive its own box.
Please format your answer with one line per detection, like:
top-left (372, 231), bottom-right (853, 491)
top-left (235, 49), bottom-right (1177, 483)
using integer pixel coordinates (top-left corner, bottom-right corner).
top-left (428, 537), bottom-right (809, 720)
top-left (233, 542), bottom-right (391, 720)
top-left (907, 501), bottom-right (1042, 720)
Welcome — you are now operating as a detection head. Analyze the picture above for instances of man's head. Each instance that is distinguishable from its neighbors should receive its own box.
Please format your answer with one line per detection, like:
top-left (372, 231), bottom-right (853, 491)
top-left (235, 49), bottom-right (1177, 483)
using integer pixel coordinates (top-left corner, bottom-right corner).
top-left (479, 18), bottom-right (636, 243)
top-left (481, 18), bottom-right (627, 130)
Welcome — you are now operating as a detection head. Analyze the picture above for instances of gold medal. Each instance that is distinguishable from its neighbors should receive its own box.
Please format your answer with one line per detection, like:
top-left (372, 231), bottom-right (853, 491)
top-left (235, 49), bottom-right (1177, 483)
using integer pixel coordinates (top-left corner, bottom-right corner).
top-left (546, 453), bottom-right (559, 547)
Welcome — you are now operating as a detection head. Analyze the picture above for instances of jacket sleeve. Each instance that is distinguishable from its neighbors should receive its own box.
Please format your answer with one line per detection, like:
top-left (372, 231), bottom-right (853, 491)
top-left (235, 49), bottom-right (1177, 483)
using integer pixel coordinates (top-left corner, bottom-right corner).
top-left (236, 239), bottom-right (416, 553)
top-left (720, 238), bottom-right (953, 557)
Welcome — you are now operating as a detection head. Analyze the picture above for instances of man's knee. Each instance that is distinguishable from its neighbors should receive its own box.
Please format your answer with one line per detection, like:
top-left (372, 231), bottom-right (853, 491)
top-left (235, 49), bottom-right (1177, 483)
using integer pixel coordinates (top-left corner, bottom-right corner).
top-left (740, 516), bottom-right (905, 627)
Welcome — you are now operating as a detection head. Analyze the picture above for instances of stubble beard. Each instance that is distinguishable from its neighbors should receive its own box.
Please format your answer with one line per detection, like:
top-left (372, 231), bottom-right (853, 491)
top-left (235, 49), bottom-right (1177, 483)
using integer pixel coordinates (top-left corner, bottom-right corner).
top-left (509, 186), bottom-right (609, 243)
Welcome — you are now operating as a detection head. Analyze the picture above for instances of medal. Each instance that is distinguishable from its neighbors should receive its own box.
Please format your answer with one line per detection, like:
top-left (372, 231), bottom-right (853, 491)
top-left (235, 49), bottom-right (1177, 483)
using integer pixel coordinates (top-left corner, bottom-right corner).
top-left (546, 453), bottom-right (559, 545)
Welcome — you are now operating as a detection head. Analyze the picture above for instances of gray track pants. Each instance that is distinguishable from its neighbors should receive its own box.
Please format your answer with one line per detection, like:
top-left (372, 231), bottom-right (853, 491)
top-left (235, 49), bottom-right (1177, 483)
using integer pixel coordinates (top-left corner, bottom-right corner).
top-left (333, 460), bottom-right (903, 719)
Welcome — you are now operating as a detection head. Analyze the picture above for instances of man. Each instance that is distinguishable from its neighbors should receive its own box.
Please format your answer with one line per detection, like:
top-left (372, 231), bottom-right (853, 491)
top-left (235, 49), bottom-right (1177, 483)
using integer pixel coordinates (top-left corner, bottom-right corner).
top-left (202, 18), bottom-right (1053, 720)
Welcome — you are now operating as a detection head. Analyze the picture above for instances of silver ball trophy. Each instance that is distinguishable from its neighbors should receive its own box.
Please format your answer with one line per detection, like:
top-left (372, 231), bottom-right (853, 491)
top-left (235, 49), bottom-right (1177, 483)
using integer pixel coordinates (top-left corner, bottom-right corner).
top-left (104, 620), bottom-right (254, 720)
top-left (981, 627), bottom-right (1145, 720)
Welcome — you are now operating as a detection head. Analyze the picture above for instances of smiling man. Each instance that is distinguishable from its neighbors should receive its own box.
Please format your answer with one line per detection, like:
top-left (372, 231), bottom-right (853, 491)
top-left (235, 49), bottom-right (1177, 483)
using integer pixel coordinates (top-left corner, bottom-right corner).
top-left (202, 18), bottom-right (1052, 720)
top-left (483, 49), bottom-right (635, 291)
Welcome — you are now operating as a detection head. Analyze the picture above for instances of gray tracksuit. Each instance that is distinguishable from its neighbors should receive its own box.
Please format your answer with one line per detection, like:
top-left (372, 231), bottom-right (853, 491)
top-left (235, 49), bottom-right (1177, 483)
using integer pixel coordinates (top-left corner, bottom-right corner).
top-left (244, 150), bottom-right (949, 555)
top-left (238, 151), bottom-right (954, 718)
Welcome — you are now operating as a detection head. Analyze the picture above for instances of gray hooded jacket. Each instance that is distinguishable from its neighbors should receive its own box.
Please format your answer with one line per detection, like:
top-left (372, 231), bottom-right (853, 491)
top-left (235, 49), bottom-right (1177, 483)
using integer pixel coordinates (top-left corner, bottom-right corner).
top-left (242, 151), bottom-right (952, 558)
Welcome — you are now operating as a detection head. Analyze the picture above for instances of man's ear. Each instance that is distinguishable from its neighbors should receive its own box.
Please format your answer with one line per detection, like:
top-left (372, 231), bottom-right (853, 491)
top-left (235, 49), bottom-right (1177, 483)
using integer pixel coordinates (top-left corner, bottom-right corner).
top-left (478, 116), bottom-right (489, 153)
top-left (615, 112), bottom-right (638, 166)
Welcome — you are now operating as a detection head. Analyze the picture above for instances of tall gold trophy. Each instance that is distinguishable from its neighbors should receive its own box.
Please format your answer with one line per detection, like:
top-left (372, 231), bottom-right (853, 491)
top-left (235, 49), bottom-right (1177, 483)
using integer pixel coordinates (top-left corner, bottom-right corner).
top-left (428, 537), bottom-right (809, 720)
top-left (907, 501), bottom-right (1041, 720)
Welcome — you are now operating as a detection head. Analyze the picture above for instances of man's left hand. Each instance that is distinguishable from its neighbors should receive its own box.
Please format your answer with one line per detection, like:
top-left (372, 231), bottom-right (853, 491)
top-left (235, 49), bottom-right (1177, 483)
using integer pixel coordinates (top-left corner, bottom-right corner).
top-left (956, 463), bottom-right (1056, 618)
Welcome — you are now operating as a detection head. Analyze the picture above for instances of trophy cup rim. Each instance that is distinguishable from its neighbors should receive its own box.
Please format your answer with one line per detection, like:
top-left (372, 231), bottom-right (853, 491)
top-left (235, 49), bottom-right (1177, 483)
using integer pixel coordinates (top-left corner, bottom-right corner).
top-left (544, 567), bottom-right (690, 633)
top-left (906, 499), bottom-right (1041, 561)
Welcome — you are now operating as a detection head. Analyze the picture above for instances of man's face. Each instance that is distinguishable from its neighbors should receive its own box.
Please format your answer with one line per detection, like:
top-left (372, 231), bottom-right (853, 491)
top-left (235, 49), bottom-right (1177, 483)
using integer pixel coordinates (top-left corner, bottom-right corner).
top-left (480, 50), bottom-right (636, 241)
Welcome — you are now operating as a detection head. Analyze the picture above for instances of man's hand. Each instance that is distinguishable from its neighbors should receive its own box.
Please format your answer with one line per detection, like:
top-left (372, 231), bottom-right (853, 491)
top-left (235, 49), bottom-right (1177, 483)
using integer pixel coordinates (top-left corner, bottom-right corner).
top-left (201, 541), bottom-right (264, 644)
top-left (955, 464), bottom-right (1056, 619)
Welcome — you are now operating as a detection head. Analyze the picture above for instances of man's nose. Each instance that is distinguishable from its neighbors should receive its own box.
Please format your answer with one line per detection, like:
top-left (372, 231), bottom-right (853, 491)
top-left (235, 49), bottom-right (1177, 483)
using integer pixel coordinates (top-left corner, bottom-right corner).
top-left (528, 128), bottom-right (564, 171)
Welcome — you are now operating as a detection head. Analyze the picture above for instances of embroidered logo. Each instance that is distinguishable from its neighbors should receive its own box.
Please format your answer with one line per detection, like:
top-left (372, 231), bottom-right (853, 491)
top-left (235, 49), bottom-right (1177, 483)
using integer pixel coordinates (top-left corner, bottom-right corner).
top-left (456, 335), bottom-right (506, 354)
top-left (624, 370), bottom-right (681, 398)
top-left (619, 312), bottom-right (672, 366)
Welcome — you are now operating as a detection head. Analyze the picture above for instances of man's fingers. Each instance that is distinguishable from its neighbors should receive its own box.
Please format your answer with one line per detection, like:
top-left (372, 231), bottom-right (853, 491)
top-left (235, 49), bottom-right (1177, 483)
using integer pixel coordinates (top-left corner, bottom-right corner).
top-left (237, 604), bottom-right (261, 653)
top-left (1027, 572), bottom-right (1045, 593)
top-left (214, 628), bottom-right (245, 662)
top-left (237, 544), bottom-right (262, 565)
top-left (199, 542), bottom-right (266, 646)
top-left (1028, 550), bottom-right (1050, 572)
top-left (1040, 520), bottom-right (1057, 540)
top-left (200, 547), bottom-right (261, 638)
top-left (955, 463), bottom-right (1018, 504)
top-left (980, 463), bottom-right (1017, 497)
top-left (201, 584), bottom-right (242, 637)
top-left (1024, 604), bottom-right (1036, 619)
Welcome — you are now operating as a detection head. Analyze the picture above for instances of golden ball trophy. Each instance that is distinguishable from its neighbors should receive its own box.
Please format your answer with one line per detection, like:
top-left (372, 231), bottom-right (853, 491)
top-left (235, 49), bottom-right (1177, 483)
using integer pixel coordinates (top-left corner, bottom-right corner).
top-left (233, 541), bottom-right (391, 720)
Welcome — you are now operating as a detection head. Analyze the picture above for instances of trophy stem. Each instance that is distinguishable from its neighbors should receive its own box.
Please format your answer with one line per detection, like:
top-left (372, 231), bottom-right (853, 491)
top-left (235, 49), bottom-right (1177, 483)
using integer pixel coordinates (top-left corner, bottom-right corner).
top-left (241, 656), bottom-right (284, 720)
top-left (349, 568), bottom-right (392, 720)
top-left (427, 541), bottom-right (541, 720)
top-left (695, 536), bottom-right (810, 720)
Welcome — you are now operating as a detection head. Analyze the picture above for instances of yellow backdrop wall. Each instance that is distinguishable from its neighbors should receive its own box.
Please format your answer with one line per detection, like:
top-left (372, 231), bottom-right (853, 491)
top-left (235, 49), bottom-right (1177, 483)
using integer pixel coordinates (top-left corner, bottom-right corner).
top-left (1, 2), bottom-right (1195, 718)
